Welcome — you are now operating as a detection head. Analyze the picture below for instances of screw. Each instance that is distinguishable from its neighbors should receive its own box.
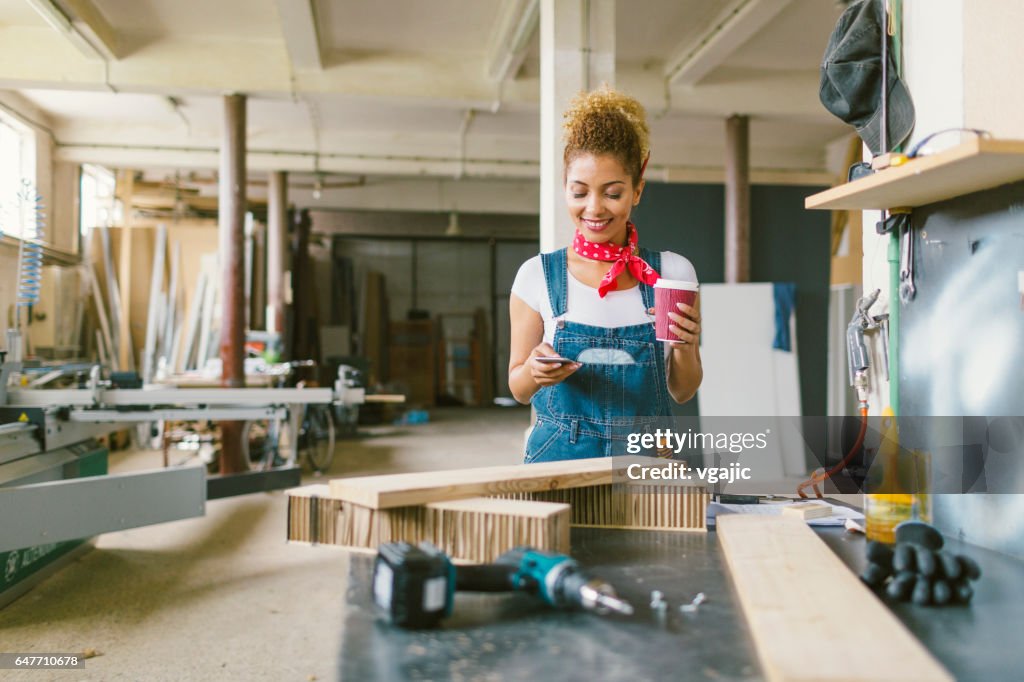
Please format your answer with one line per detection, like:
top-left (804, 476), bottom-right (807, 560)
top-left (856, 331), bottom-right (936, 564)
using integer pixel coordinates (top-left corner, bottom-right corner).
top-left (680, 592), bottom-right (706, 614)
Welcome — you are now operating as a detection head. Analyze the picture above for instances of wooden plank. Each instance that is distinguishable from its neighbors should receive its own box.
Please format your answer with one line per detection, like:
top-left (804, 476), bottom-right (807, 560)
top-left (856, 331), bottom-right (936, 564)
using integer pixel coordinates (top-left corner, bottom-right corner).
top-left (427, 496), bottom-right (569, 518)
top-left (141, 224), bottom-right (167, 383)
top-left (781, 501), bottom-right (832, 520)
top-left (362, 394), bottom-right (406, 404)
top-left (162, 241), bottom-right (181, 368)
top-left (175, 270), bottom-right (206, 373)
top-left (94, 329), bottom-right (108, 367)
top-left (805, 138), bottom-right (1024, 211)
top-left (194, 253), bottom-right (219, 369)
top-left (116, 171), bottom-right (135, 370)
top-left (85, 262), bottom-right (116, 370)
top-left (329, 450), bottom-right (712, 509)
top-left (98, 226), bottom-right (122, 363)
top-left (329, 457), bottom-right (621, 509)
top-left (718, 515), bottom-right (953, 682)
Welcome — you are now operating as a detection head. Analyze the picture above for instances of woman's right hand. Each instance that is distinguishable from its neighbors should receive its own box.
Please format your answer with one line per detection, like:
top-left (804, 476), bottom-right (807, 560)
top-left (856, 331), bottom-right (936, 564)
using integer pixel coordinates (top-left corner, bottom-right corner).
top-left (528, 343), bottom-right (582, 387)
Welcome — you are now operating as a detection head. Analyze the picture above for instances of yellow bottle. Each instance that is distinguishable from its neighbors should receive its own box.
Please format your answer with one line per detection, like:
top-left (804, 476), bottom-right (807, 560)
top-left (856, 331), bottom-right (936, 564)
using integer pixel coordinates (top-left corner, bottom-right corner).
top-left (864, 407), bottom-right (931, 544)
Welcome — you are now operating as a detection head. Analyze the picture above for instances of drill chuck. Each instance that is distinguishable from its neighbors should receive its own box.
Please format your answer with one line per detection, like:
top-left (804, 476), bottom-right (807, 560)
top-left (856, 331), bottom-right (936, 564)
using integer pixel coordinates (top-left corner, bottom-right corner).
top-left (507, 548), bottom-right (634, 615)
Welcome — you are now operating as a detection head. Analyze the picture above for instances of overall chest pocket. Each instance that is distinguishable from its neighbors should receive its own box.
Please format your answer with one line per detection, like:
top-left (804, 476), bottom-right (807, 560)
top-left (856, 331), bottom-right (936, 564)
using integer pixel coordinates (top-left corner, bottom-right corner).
top-left (547, 337), bottom-right (665, 425)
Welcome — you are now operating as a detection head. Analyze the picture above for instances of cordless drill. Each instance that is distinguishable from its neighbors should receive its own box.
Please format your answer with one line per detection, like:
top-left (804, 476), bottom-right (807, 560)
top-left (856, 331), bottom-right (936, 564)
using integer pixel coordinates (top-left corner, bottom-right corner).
top-left (372, 542), bottom-right (634, 629)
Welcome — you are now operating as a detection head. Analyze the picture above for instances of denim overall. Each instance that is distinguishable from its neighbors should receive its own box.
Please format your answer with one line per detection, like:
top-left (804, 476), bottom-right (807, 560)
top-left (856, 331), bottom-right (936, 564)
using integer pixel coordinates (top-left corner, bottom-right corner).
top-left (525, 247), bottom-right (671, 462)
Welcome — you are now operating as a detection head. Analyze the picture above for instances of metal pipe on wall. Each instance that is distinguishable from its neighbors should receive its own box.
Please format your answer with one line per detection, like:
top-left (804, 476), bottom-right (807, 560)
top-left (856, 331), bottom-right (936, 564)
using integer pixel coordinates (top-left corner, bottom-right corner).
top-left (218, 93), bottom-right (247, 474)
top-left (725, 114), bottom-right (750, 284)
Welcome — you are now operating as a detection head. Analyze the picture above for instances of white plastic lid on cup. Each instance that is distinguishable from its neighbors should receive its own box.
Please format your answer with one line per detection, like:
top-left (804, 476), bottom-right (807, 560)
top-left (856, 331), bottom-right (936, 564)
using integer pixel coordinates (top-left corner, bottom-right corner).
top-left (654, 278), bottom-right (699, 291)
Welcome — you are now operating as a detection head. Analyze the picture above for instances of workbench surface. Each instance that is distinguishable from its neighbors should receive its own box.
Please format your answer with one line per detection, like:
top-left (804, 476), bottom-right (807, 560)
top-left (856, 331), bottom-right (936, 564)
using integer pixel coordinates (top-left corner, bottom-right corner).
top-left (338, 525), bottom-right (1024, 680)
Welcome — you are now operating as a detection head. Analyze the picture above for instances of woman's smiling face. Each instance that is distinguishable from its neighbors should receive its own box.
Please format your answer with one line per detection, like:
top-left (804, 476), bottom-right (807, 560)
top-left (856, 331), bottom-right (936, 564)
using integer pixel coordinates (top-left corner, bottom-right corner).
top-left (564, 153), bottom-right (644, 245)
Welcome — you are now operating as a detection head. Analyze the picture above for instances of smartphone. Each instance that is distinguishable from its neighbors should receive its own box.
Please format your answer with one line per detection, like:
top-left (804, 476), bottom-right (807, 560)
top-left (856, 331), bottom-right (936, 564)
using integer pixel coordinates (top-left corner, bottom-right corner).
top-left (535, 355), bottom-right (568, 364)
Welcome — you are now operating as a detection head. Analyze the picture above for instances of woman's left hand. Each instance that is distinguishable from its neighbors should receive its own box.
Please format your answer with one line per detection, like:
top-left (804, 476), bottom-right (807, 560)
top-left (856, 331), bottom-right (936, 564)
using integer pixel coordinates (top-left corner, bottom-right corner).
top-left (667, 301), bottom-right (701, 349)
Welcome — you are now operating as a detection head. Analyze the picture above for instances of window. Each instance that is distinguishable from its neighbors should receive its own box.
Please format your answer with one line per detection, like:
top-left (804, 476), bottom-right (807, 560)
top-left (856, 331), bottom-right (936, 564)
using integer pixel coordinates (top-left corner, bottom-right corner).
top-left (0, 109), bottom-right (36, 240)
top-left (80, 163), bottom-right (118, 242)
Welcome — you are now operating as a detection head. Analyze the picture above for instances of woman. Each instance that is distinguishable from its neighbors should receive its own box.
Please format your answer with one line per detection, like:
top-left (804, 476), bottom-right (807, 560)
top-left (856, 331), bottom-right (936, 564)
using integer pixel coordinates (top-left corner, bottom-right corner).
top-left (508, 87), bottom-right (702, 462)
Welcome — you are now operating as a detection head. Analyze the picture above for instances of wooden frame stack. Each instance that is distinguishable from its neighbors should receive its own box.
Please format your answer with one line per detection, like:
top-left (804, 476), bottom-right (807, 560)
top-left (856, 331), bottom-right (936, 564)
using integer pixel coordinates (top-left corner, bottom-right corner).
top-left (287, 485), bottom-right (571, 563)
top-left (288, 457), bottom-right (710, 563)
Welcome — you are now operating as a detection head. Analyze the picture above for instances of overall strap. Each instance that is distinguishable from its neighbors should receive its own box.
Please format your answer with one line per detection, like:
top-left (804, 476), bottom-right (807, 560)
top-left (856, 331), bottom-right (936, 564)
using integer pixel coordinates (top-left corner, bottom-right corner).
top-left (638, 247), bottom-right (662, 310)
top-left (540, 248), bottom-right (569, 317)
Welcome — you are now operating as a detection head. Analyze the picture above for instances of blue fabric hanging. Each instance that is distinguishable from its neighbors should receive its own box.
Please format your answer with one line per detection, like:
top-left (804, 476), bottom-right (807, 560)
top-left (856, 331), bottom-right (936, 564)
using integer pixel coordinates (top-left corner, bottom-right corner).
top-left (773, 282), bottom-right (797, 352)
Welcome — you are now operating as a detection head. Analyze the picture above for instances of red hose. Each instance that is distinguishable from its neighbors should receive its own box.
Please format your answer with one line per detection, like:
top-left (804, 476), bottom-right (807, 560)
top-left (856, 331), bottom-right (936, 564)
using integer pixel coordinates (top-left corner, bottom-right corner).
top-left (796, 407), bottom-right (869, 499)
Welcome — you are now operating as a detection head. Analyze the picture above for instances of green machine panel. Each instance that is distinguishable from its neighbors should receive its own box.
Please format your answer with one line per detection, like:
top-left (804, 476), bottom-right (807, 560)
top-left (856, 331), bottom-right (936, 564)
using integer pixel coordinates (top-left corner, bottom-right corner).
top-left (0, 440), bottom-right (107, 603)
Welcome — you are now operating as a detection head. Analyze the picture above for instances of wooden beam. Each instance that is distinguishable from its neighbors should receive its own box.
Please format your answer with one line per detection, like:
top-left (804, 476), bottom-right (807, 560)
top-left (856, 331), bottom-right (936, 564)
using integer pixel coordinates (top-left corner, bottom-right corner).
top-left (718, 515), bottom-right (953, 682)
top-left (665, 0), bottom-right (793, 86)
top-left (0, 29), bottom-right (824, 120)
top-left (24, 0), bottom-right (116, 61)
top-left (274, 0), bottom-right (321, 71)
top-left (329, 458), bottom-right (620, 509)
top-left (485, 0), bottom-right (539, 82)
top-left (62, 0), bottom-right (119, 60)
top-left (115, 170), bottom-right (134, 370)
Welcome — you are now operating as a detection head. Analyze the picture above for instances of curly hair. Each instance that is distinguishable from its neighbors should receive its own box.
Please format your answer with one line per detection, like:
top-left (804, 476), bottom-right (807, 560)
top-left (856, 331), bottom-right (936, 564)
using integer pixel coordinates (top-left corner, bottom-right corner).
top-left (562, 86), bottom-right (650, 186)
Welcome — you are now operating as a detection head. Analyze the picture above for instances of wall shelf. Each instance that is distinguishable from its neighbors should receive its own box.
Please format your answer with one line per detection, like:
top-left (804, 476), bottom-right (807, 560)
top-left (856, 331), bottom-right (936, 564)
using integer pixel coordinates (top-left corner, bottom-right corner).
top-left (805, 138), bottom-right (1024, 211)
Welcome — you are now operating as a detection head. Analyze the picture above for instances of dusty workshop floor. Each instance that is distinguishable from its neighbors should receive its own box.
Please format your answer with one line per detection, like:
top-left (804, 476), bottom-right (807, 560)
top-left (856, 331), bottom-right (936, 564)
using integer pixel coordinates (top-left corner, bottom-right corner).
top-left (0, 406), bottom-right (531, 682)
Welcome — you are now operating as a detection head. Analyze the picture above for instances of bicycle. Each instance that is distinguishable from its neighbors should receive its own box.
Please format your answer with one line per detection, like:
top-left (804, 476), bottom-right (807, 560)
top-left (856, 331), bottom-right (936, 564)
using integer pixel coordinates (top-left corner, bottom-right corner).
top-left (241, 360), bottom-right (337, 474)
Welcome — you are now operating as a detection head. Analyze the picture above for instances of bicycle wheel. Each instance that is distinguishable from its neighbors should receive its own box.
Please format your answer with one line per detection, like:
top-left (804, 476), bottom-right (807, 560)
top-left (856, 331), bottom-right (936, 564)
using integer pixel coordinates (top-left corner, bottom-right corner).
top-left (302, 404), bottom-right (336, 474)
top-left (241, 416), bottom-right (295, 470)
top-left (241, 419), bottom-right (276, 471)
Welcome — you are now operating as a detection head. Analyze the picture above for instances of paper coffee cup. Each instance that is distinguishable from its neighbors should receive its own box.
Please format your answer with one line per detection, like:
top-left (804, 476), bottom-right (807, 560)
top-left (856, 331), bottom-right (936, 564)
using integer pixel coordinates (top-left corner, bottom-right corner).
top-left (654, 279), bottom-right (699, 342)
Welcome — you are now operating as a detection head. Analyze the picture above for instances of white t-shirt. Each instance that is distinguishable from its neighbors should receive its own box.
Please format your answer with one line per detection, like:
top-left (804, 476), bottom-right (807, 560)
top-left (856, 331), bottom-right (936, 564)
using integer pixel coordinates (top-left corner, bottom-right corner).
top-left (511, 250), bottom-right (698, 352)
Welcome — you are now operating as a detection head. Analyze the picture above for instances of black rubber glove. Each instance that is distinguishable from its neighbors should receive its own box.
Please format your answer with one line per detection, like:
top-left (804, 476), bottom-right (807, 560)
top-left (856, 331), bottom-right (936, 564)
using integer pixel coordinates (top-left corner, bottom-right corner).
top-left (859, 521), bottom-right (982, 607)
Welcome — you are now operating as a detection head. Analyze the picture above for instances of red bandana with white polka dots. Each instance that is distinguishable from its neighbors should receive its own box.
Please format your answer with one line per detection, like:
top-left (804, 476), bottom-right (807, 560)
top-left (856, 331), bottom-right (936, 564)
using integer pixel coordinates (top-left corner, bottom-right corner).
top-left (572, 222), bottom-right (661, 298)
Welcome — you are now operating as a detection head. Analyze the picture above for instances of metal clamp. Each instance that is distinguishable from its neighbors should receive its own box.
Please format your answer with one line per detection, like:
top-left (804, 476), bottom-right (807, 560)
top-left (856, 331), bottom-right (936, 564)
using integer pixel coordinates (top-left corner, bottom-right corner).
top-left (899, 223), bottom-right (917, 303)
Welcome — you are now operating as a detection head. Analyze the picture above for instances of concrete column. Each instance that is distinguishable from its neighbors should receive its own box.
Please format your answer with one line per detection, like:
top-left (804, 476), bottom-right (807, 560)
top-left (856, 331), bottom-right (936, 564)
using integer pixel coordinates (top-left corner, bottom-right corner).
top-left (267, 170), bottom-right (288, 335)
top-left (218, 93), bottom-right (247, 474)
top-left (539, 0), bottom-right (615, 252)
top-left (724, 114), bottom-right (750, 284)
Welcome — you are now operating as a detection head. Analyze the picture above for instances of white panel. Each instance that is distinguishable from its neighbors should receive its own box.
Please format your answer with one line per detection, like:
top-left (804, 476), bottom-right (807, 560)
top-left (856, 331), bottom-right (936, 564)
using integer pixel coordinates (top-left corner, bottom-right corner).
top-left (964, 0), bottom-right (1024, 139)
top-left (697, 283), bottom-right (804, 479)
top-left (903, 0), bottom-right (966, 153)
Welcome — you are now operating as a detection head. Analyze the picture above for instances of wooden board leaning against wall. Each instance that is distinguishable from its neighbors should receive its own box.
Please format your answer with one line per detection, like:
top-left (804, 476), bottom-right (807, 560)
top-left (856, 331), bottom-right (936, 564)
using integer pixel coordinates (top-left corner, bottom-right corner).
top-left (831, 135), bottom-right (865, 287)
top-left (87, 224), bottom-right (220, 373)
top-left (78, 171), bottom-right (271, 375)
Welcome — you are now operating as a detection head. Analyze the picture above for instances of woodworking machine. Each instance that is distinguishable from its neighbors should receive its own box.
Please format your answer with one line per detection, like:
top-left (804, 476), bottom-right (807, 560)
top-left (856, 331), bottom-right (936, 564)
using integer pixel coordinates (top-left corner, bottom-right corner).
top-left (0, 332), bottom-right (367, 606)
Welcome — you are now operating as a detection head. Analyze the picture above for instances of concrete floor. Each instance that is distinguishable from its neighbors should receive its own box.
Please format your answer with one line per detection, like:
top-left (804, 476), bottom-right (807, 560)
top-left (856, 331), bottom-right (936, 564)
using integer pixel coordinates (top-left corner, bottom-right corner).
top-left (0, 406), bottom-right (531, 682)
